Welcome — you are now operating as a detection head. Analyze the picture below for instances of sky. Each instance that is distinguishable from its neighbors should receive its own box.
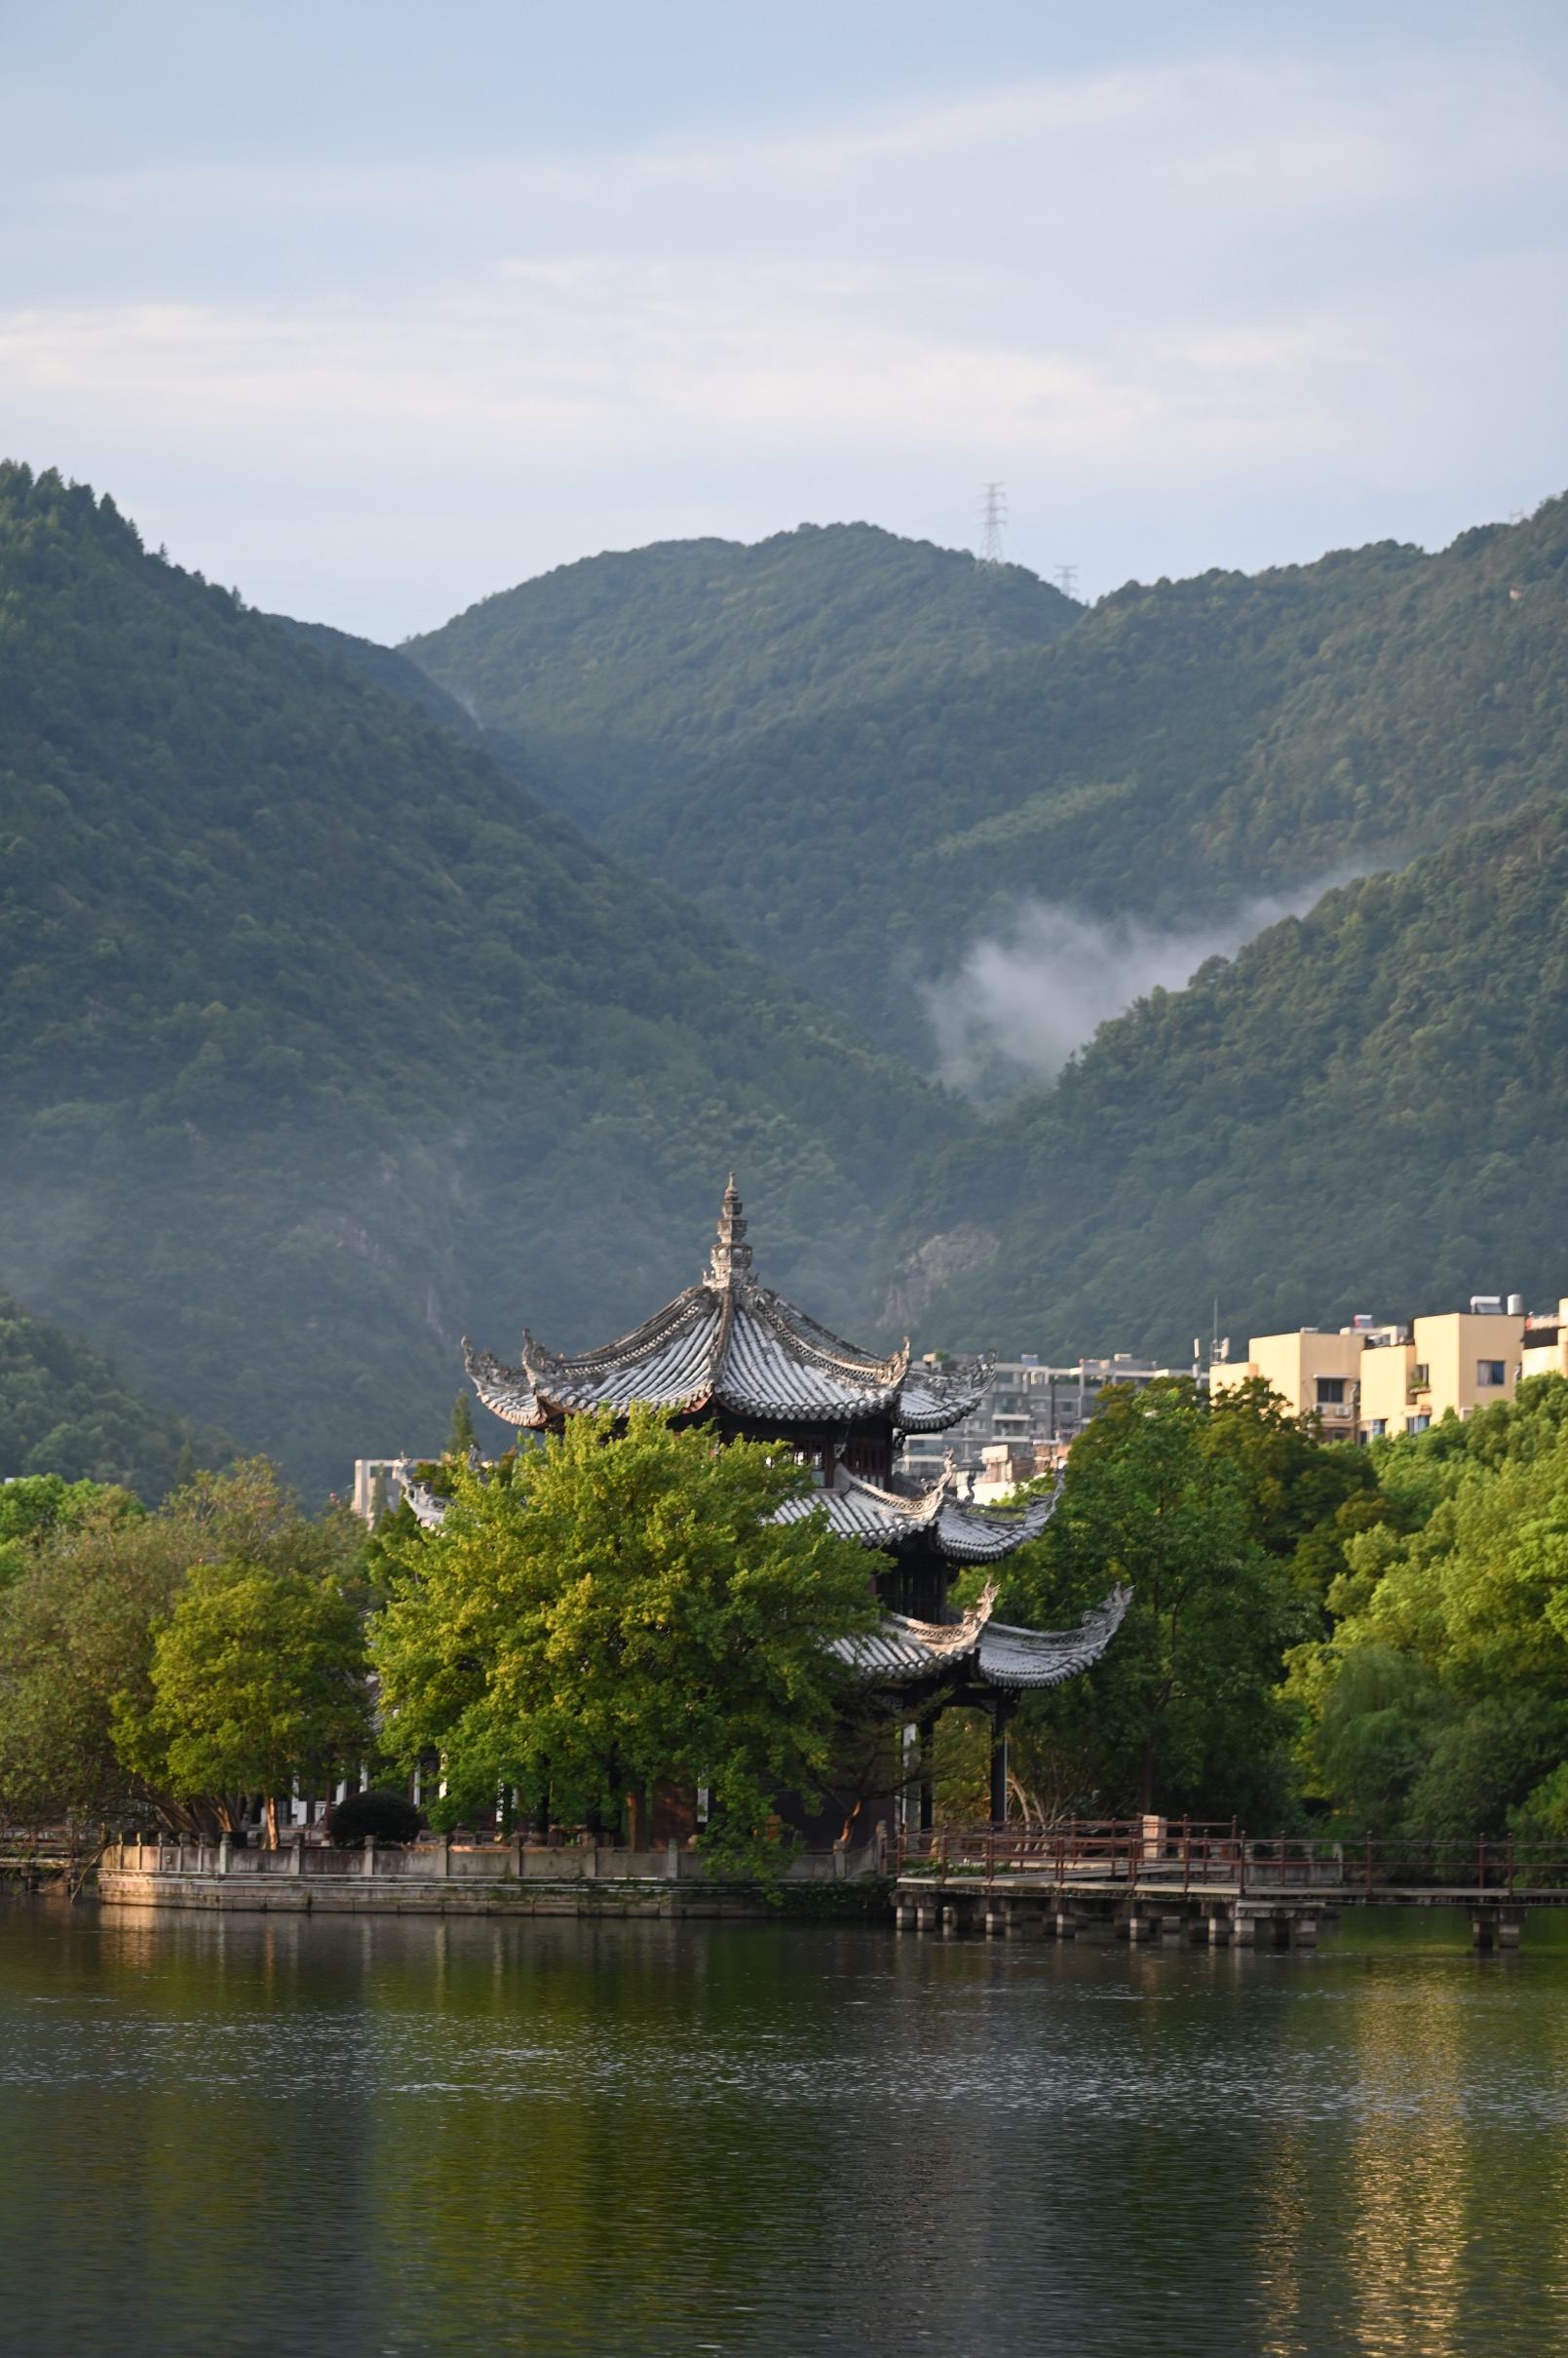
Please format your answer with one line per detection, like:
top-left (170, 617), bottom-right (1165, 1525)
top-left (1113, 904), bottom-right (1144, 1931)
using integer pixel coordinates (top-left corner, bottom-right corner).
top-left (4, 1), bottom-right (1566, 639)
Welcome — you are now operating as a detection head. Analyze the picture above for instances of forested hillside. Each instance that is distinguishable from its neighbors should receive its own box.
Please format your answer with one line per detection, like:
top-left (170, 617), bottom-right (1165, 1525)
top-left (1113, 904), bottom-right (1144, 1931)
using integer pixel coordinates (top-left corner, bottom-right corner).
top-left (605, 502), bottom-right (1568, 1061)
top-left (886, 802), bottom-right (1568, 1359)
top-left (402, 524), bottom-right (1078, 833)
top-left (0, 1289), bottom-right (224, 1499)
top-left (0, 466), bottom-right (959, 1494)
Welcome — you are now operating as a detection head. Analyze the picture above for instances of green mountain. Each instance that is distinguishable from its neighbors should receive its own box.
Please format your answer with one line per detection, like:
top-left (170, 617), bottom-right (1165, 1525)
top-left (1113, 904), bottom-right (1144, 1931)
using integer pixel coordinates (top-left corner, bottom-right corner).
top-left (0, 465), bottom-right (961, 1497)
top-left (600, 503), bottom-right (1568, 1062)
top-left (275, 615), bottom-right (488, 744)
top-left (0, 1288), bottom-right (224, 1499)
top-left (885, 801), bottom-right (1568, 1361)
top-left (402, 524), bottom-right (1079, 834)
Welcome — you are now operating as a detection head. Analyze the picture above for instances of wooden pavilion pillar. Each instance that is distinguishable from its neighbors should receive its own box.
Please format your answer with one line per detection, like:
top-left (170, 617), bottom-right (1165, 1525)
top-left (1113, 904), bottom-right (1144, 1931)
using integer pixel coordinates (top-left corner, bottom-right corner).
top-left (989, 1693), bottom-right (1015, 1829)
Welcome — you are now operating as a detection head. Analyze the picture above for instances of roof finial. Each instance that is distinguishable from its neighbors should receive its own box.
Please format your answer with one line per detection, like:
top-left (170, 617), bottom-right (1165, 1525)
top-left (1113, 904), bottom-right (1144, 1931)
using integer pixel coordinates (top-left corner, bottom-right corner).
top-left (707, 1174), bottom-right (753, 1287)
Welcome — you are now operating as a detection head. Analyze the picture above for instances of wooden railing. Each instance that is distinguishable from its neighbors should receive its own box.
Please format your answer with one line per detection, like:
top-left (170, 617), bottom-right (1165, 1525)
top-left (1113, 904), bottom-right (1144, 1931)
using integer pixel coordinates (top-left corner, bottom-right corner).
top-left (894, 1821), bottom-right (1568, 1896)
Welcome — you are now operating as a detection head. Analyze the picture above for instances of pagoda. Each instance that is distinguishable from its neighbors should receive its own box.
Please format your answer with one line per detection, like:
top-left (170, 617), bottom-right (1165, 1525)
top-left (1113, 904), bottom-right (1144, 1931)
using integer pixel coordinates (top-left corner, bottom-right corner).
top-left (458, 1179), bottom-right (1128, 1821)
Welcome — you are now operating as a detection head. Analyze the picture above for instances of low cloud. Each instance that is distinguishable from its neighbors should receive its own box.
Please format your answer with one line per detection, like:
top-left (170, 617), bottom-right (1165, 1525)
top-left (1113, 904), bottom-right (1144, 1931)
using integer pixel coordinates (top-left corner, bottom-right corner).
top-left (925, 885), bottom-right (1347, 1096)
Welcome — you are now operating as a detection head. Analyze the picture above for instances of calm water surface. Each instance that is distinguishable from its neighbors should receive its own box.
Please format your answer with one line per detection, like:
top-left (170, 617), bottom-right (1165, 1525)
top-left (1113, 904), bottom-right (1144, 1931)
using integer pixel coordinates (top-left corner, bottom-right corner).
top-left (2, 1898), bottom-right (1566, 2356)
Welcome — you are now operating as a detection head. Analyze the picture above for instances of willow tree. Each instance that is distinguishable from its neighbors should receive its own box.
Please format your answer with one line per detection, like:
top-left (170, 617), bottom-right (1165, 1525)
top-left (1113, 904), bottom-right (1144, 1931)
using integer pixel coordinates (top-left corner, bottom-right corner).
top-left (371, 1406), bottom-right (882, 1861)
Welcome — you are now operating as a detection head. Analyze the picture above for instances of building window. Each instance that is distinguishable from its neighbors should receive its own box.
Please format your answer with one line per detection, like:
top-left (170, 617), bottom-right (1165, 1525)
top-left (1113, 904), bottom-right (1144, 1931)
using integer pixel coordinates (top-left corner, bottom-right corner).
top-left (1405, 1413), bottom-right (1431, 1434)
top-left (1317, 1377), bottom-right (1347, 1406)
top-left (1477, 1360), bottom-right (1506, 1387)
top-left (1411, 1364), bottom-right (1430, 1387)
top-left (1370, 1418), bottom-right (1387, 1438)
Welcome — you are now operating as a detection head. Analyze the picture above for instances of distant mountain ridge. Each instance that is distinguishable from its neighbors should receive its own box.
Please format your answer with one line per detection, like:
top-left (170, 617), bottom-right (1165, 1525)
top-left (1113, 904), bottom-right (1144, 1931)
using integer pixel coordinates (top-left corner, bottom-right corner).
top-left (0, 465), bottom-right (960, 1496)
top-left (395, 500), bottom-right (1568, 1069)
top-left (402, 523), bottom-right (1079, 834)
top-left (604, 505), bottom-right (1568, 1061)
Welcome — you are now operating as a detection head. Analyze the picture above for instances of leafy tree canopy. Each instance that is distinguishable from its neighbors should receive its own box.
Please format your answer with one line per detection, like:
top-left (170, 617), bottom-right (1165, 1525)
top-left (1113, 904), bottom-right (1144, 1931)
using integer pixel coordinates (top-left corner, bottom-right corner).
top-left (371, 1407), bottom-right (882, 1864)
top-left (1287, 1376), bottom-right (1568, 1839)
top-left (115, 1554), bottom-right (372, 1844)
top-left (0, 1458), bottom-right (361, 1829)
top-left (995, 1381), bottom-right (1315, 1824)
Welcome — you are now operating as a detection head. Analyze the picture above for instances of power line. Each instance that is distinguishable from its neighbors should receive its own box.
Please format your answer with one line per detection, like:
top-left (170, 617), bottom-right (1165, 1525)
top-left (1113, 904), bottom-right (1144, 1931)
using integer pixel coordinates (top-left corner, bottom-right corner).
top-left (977, 482), bottom-right (1007, 568)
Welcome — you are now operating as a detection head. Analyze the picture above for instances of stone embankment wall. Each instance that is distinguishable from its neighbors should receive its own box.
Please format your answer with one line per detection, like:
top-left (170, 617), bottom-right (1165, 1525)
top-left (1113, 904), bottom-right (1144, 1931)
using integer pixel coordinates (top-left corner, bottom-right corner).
top-left (98, 1834), bottom-right (886, 1918)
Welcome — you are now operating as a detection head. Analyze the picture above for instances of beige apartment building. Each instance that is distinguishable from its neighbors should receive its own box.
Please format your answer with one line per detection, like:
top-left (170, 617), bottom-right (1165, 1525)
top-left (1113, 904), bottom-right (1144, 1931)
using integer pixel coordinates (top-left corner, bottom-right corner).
top-left (1520, 1300), bottom-right (1568, 1382)
top-left (1214, 1295), bottom-right (1530, 1439)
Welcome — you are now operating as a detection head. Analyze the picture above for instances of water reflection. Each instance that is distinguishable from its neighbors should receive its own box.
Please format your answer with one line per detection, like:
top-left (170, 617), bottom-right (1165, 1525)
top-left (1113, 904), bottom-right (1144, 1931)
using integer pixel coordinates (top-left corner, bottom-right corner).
top-left (1, 1902), bottom-right (1566, 2355)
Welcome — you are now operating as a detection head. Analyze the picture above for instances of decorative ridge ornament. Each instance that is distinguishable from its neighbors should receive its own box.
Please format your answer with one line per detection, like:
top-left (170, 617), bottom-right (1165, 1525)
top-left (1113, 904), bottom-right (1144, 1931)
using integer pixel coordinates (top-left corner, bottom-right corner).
top-left (707, 1174), bottom-right (753, 1287)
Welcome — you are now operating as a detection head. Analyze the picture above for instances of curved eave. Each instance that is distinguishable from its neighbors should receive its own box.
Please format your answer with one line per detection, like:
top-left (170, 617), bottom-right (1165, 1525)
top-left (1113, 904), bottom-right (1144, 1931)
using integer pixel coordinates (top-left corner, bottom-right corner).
top-left (975, 1584), bottom-right (1132, 1687)
top-left (836, 1582), bottom-right (1130, 1690)
top-left (894, 1352), bottom-right (997, 1433)
top-left (462, 1340), bottom-right (549, 1428)
top-left (934, 1486), bottom-right (1059, 1563)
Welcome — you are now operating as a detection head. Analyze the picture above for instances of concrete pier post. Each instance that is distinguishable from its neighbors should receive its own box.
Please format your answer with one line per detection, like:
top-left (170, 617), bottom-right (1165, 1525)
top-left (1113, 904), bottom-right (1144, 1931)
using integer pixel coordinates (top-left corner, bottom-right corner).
top-left (1293, 1913), bottom-right (1318, 1946)
top-left (668, 1837), bottom-right (681, 1881)
top-left (217, 1836), bottom-right (231, 1877)
top-left (363, 1835), bottom-right (376, 1880)
top-left (288, 1836), bottom-right (303, 1877)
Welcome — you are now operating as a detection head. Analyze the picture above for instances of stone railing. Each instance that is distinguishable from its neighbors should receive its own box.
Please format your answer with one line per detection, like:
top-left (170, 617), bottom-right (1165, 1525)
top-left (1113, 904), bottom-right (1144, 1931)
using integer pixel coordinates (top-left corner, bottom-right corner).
top-left (106, 1832), bottom-right (886, 1883)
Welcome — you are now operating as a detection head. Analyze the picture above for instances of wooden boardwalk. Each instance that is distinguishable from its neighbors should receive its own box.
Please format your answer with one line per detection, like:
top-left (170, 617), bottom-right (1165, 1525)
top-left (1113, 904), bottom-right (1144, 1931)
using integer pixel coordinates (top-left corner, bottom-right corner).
top-left (892, 1821), bottom-right (1568, 1948)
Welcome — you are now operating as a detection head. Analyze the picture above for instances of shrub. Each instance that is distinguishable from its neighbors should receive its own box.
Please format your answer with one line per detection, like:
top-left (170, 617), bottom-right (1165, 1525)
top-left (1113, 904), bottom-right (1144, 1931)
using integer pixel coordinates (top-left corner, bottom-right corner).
top-left (328, 1787), bottom-right (422, 1847)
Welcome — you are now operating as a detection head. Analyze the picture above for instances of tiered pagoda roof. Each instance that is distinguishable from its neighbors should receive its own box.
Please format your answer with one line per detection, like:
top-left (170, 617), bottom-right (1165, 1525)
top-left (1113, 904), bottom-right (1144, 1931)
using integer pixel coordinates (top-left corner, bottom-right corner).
top-left (832, 1580), bottom-right (1131, 1693)
top-left (440, 1179), bottom-right (1131, 1703)
top-left (463, 1178), bottom-right (991, 1436)
top-left (772, 1460), bottom-right (1057, 1561)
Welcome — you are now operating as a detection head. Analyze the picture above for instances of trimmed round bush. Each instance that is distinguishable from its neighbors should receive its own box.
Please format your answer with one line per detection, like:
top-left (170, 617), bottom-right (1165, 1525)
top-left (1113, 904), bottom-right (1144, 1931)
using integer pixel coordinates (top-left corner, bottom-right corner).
top-left (328, 1788), bottom-right (423, 1848)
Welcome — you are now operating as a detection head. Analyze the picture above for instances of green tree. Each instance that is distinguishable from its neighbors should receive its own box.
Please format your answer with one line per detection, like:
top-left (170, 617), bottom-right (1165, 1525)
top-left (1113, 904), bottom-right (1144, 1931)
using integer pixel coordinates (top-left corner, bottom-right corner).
top-left (447, 1390), bottom-right (476, 1457)
top-left (1287, 1376), bottom-right (1568, 1836)
top-left (1003, 1381), bottom-right (1307, 1822)
top-left (372, 1406), bottom-right (881, 1863)
top-left (0, 1473), bottom-right (121, 1592)
top-left (1202, 1375), bottom-right (1385, 1604)
top-left (115, 1557), bottom-right (372, 1844)
top-left (0, 1460), bottom-right (361, 1831)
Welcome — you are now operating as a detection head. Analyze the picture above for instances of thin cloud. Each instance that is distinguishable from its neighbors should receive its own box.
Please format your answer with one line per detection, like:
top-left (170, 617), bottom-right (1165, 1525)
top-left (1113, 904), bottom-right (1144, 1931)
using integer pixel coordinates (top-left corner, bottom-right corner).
top-left (924, 886), bottom-right (1354, 1098)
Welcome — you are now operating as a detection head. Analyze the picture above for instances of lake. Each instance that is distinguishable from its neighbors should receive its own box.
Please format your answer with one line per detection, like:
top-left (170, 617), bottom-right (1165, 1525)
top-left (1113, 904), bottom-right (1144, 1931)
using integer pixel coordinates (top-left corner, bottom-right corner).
top-left (2, 1899), bottom-right (1566, 2355)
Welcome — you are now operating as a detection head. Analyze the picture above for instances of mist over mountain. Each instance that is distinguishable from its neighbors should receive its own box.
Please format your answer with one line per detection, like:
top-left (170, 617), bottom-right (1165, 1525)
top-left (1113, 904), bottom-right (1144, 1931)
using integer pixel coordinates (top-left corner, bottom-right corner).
top-left (0, 465), bottom-right (959, 1495)
top-left (598, 506), bottom-right (1568, 1064)
top-left (885, 802), bottom-right (1568, 1358)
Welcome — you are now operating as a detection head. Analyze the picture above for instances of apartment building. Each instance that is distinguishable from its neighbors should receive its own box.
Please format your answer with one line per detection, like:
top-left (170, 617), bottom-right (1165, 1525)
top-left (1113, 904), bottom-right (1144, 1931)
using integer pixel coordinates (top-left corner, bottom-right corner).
top-left (1520, 1300), bottom-right (1568, 1381)
top-left (899, 1351), bottom-right (1201, 1496)
top-left (1213, 1294), bottom-right (1531, 1439)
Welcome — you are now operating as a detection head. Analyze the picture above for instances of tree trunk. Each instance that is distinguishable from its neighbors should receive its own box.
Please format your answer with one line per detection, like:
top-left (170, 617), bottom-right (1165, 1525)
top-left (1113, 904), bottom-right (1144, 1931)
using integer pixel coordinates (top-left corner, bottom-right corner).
top-left (265, 1794), bottom-right (279, 1849)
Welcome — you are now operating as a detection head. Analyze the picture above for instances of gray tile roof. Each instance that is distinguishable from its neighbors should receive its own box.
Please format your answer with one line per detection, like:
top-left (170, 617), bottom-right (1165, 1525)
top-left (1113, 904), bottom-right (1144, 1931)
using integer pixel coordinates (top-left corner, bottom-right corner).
top-left (463, 1179), bottom-right (992, 1435)
top-left (773, 1463), bottom-right (1058, 1563)
top-left (834, 1581), bottom-right (1131, 1692)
